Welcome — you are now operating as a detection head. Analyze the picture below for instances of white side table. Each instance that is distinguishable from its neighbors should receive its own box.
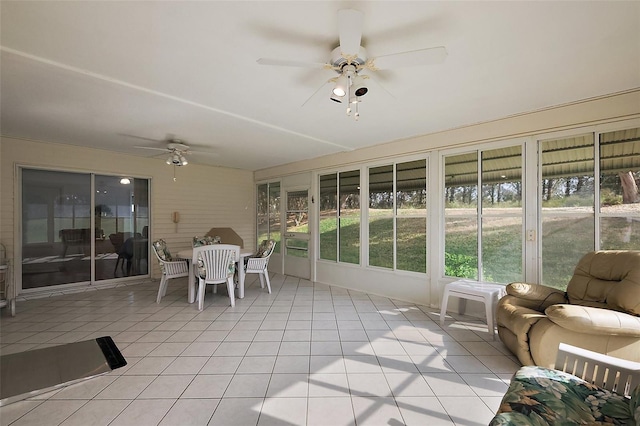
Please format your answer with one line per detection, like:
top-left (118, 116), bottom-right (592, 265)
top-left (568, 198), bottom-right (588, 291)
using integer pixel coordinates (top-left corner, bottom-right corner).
top-left (439, 280), bottom-right (507, 339)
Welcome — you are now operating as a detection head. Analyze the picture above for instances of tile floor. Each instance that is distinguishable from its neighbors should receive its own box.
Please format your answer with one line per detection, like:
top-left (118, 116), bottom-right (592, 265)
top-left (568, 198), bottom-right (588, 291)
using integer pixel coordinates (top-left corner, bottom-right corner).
top-left (0, 274), bottom-right (521, 426)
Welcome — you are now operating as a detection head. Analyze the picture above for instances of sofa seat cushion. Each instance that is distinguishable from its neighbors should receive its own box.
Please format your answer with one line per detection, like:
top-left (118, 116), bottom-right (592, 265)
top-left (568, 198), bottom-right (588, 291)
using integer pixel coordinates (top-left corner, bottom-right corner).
top-left (490, 366), bottom-right (635, 425)
top-left (546, 304), bottom-right (640, 337)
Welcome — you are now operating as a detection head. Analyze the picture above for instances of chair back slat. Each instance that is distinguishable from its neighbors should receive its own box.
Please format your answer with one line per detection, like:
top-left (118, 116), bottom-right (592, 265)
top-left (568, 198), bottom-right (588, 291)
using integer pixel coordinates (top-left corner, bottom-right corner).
top-left (193, 245), bottom-right (239, 283)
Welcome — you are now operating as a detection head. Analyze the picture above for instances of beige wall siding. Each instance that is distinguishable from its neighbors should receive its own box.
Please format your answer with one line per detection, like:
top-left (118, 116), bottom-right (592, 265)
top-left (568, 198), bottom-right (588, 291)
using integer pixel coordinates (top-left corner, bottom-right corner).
top-left (0, 137), bottom-right (254, 288)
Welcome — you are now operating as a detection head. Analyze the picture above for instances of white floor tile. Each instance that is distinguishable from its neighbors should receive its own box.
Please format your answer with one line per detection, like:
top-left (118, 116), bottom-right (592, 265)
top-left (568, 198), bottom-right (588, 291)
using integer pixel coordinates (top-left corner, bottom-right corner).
top-left (138, 375), bottom-right (194, 398)
top-left (351, 396), bottom-right (404, 426)
top-left (0, 400), bottom-right (44, 425)
top-left (224, 374), bottom-right (271, 397)
top-left (95, 375), bottom-right (155, 399)
top-left (236, 356), bottom-right (276, 374)
top-left (272, 355), bottom-right (310, 373)
top-left (347, 373), bottom-right (392, 396)
top-left (309, 355), bottom-right (346, 374)
top-left (258, 397), bottom-right (307, 426)
top-left (158, 398), bottom-right (219, 426)
top-left (343, 355), bottom-right (382, 373)
top-left (444, 355), bottom-right (492, 374)
top-left (200, 356), bottom-right (243, 374)
top-left (308, 373), bottom-right (350, 397)
top-left (182, 374), bottom-right (232, 398)
top-left (110, 399), bottom-right (175, 426)
top-left (385, 373), bottom-right (435, 397)
top-left (58, 400), bottom-right (129, 426)
top-left (123, 356), bottom-right (175, 375)
top-left (421, 373), bottom-right (477, 396)
top-left (438, 396), bottom-right (496, 426)
top-left (7, 400), bottom-right (85, 426)
top-left (395, 396), bottom-right (454, 425)
top-left (209, 397), bottom-right (263, 426)
top-left (307, 397), bottom-right (355, 426)
top-left (163, 356), bottom-right (208, 374)
top-left (266, 374), bottom-right (309, 397)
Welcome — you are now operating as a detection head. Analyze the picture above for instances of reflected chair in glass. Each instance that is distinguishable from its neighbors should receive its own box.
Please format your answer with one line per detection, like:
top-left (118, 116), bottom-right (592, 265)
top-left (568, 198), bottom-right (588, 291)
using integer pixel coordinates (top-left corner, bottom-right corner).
top-left (245, 240), bottom-right (276, 294)
top-left (152, 239), bottom-right (190, 304)
top-left (193, 244), bottom-right (240, 310)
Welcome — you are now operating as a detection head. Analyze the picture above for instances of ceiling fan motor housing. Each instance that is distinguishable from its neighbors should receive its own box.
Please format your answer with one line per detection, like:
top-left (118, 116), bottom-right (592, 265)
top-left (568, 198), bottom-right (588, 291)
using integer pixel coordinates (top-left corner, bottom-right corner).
top-left (330, 46), bottom-right (367, 71)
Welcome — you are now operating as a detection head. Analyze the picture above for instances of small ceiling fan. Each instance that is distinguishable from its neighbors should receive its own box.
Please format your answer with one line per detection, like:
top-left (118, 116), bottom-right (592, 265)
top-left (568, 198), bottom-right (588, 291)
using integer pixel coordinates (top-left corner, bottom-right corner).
top-left (257, 9), bottom-right (447, 119)
top-left (128, 134), bottom-right (218, 166)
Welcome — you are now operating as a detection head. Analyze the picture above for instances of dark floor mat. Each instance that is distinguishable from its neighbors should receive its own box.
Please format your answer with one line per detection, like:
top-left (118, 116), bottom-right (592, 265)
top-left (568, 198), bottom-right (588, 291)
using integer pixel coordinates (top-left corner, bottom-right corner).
top-left (0, 336), bottom-right (126, 406)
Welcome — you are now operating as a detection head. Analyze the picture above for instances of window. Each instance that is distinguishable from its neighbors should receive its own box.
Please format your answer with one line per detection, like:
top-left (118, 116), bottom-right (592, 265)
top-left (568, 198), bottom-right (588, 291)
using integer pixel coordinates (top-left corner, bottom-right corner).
top-left (319, 170), bottom-right (360, 264)
top-left (598, 128), bottom-right (640, 250)
top-left (481, 147), bottom-right (523, 283)
top-left (369, 159), bottom-right (427, 272)
top-left (319, 175), bottom-right (337, 261)
top-left (444, 153), bottom-right (478, 279)
top-left (257, 182), bottom-right (281, 253)
top-left (539, 127), bottom-right (640, 289)
top-left (444, 146), bottom-right (523, 282)
top-left (285, 190), bottom-right (309, 258)
top-left (369, 165), bottom-right (394, 268)
top-left (540, 134), bottom-right (595, 288)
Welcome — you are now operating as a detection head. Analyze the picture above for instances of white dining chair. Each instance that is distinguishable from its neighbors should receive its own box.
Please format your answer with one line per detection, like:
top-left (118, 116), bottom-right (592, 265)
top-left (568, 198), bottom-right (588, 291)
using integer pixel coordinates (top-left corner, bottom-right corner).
top-left (193, 244), bottom-right (240, 310)
top-left (152, 239), bottom-right (190, 304)
top-left (244, 240), bottom-right (276, 294)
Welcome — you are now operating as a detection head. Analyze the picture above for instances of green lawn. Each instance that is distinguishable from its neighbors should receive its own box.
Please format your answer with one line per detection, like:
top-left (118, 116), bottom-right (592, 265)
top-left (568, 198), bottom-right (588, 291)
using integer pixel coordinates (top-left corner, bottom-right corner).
top-left (278, 208), bottom-right (639, 290)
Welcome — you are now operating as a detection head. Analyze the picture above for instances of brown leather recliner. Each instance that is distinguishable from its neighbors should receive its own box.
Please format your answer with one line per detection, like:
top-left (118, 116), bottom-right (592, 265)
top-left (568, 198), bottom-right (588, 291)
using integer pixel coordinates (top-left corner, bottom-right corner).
top-left (497, 250), bottom-right (640, 368)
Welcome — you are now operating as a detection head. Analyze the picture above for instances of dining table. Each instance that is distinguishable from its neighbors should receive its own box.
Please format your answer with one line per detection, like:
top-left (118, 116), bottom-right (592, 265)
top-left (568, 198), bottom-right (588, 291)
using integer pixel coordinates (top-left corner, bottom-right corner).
top-left (176, 247), bottom-right (254, 304)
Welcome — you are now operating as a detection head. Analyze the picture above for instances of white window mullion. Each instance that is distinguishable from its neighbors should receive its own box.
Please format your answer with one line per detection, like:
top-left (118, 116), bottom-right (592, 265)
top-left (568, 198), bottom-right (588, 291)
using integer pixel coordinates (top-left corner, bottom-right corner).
top-left (594, 132), bottom-right (602, 251)
top-left (477, 151), bottom-right (483, 281)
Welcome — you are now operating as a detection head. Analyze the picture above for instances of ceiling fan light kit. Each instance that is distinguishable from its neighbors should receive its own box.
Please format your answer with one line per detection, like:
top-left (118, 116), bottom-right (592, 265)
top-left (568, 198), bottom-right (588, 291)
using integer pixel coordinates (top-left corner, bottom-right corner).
top-left (329, 64), bottom-right (367, 120)
top-left (166, 152), bottom-right (188, 166)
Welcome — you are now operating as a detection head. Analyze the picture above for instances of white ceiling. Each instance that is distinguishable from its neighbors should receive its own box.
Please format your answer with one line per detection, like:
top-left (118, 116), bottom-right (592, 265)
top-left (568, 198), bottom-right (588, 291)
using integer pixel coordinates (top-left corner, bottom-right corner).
top-left (2, 1), bottom-right (639, 171)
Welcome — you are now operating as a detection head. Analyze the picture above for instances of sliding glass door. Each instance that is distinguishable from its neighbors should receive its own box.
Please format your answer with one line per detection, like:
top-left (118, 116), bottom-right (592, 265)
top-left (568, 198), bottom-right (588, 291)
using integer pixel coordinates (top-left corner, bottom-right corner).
top-left (22, 169), bottom-right (92, 288)
top-left (21, 168), bottom-right (149, 290)
top-left (95, 175), bottom-right (149, 281)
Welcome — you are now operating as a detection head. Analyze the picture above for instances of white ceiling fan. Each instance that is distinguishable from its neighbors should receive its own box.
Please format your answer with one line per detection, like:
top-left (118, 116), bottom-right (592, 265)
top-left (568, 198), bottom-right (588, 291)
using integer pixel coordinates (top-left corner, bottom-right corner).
top-left (257, 9), bottom-right (447, 119)
top-left (128, 134), bottom-right (219, 166)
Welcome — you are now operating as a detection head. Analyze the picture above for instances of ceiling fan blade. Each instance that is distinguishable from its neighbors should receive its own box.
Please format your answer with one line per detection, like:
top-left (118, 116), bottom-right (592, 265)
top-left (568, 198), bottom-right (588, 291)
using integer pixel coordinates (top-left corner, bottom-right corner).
top-left (133, 145), bottom-right (168, 152)
top-left (338, 9), bottom-right (364, 57)
top-left (360, 74), bottom-right (396, 100)
top-left (119, 133), bottom-right (163, 143)
top-left (301, 80), bottom-right (333, 107)
top-left (189, 150), bottom-right (220, 157)
top-left (368, 46), bottom-right (447, 70)
top-left (257, 58), bottom-right (330, 69)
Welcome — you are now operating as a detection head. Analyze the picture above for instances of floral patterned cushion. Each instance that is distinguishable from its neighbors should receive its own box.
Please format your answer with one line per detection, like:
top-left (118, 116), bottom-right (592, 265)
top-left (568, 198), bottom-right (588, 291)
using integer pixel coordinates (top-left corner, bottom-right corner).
top-left (152, 239), bottom-right (173, 261)
top-left (152, 239), bottom-right (173, 273)
top-left (192, 235), bottom-right (221, 247)
top-left (490, 366), bottom-right (636, 426)
top-left (630, 385), bottom-right (640, 425)
top-left (254, 239), bottom-right (276, 258)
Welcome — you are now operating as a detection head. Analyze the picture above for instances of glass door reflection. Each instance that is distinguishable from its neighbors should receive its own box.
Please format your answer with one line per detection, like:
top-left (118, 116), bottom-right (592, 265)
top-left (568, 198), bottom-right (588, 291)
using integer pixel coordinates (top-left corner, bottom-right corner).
top-left (95, 176), bottom-right (149, 281)
top-left (21, 169), bottom-right (92, 289)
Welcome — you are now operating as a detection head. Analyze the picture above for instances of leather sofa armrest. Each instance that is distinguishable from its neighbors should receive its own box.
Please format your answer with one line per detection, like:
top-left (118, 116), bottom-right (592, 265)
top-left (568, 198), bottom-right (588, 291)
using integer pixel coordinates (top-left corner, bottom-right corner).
top-left (545, 304), bottom-right (640, 337)
top-left (505, 282), bottom-right (568, 311)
